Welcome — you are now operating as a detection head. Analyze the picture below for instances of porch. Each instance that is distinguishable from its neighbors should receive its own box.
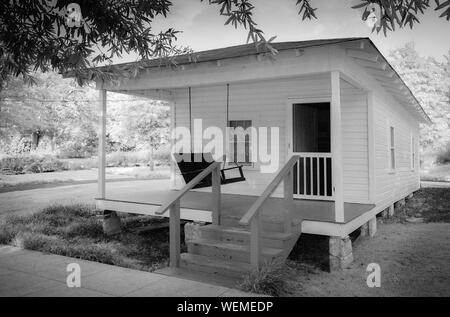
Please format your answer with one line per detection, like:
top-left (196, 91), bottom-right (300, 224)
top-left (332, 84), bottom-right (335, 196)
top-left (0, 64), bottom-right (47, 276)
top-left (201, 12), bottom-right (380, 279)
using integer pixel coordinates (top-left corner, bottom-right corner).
top-left (97, 171), bottom-right (375, 235)
top-left (97, 160), bottom-right (376, 273)
top-left (94, 67), bottom-right (372, 271)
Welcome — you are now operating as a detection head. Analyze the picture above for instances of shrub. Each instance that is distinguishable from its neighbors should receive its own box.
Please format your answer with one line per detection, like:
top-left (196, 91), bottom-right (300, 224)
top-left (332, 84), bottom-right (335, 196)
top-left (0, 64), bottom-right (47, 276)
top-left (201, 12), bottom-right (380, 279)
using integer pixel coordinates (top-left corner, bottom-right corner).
top-left (153, 145), bottom-right (171, 166)
top-left (436, 142), bottom-right (450, 165)
top-left (1, 135), bottom-right (32, 155)
top-left (238, 260), bottom-right (293, 296)
top-left (57, 140), bottom-right (94, 158)
top-left (0, 154), bottom-right (68, 174)
top-left (58, 157), bottom-right (98, 170)
top-left (106, 150), bottom-right (151, 167)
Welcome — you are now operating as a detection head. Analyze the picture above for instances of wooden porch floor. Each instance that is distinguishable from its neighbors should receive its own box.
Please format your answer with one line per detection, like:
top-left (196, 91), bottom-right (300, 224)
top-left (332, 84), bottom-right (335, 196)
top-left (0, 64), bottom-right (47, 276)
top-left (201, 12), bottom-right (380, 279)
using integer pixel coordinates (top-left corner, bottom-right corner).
top-left (105, 179), bottom-right (374, 224)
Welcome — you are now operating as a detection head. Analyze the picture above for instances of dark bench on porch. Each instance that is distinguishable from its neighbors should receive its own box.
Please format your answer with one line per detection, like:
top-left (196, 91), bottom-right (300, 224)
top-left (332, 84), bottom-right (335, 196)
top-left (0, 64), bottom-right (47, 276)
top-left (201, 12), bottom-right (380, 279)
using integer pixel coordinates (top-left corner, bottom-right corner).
top-left (174, 153), bottom-right (246, 189)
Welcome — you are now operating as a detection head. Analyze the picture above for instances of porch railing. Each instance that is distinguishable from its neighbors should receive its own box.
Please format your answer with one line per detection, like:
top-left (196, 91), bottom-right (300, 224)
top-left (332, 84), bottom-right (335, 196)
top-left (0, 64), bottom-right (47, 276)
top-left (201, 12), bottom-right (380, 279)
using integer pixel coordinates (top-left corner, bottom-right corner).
top-left (292, 152), bottom-right (333, 200)
top-left (155, 159), bottom-right (222, 268)
top-left (239, 155), bottom-right (299, 268)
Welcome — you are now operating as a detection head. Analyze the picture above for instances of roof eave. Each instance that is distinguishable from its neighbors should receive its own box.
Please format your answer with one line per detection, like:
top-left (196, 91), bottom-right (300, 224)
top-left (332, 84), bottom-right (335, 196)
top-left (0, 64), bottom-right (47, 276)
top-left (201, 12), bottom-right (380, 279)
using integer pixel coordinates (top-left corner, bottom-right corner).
top-left (357, 38), bottom-right (431, 125)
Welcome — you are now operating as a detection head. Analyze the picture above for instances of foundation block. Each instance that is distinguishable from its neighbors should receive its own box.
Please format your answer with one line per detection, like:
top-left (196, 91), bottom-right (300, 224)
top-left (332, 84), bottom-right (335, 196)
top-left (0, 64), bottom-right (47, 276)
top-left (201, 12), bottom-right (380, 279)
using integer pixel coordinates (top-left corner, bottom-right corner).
top-left (388, 204), bottom-right (395, 217)
top-left (329, 236), bottom-right (353, 271)
top-left (368, 217), bottom-right (377, 237)
top-left (184, 222), bottom-right (204, 242)
top-left (102, 210), bottom-right (121, 235)
top-left (395, 198), bottom-right (406, 209)
top-left (360, 222), bottom-right (369, 237)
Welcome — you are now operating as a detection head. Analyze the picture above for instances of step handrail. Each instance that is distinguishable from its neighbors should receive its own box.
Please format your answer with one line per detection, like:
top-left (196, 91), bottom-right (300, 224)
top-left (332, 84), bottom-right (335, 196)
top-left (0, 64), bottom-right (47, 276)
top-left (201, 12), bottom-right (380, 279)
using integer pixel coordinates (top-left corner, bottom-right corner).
top-left (239, 155), bottom-right (298, 225)
top-left (239, 155), bottom-right (299, 268)
top-left (155, 161), bottom-right (221, 215)
top-left (154, 158), bottom-right (222, 269)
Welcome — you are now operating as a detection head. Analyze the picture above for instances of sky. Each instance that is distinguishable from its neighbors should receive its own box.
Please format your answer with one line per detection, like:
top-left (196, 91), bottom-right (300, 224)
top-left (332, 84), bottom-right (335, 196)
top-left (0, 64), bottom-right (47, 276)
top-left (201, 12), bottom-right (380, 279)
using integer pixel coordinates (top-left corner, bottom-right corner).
top-left (124, 0), bottom-right (450, 63)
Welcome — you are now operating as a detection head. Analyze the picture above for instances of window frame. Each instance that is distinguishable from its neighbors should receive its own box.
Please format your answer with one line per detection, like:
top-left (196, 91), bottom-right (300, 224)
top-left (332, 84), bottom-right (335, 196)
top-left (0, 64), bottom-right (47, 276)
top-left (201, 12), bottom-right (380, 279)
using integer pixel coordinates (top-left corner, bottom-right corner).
top-left (410, 132), bottom-right (415, 171)
top-left (227, 119), bottom-right (254, 167)
top-left (388, 124), bottom-right (396, 173)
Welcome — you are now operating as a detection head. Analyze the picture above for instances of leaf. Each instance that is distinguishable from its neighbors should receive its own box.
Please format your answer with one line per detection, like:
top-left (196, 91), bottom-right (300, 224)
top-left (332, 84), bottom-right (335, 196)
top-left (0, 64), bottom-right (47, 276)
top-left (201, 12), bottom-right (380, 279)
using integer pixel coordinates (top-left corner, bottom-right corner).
top-left (436, 0), bottom-right (450, 10)
top-left (352, 2), bottom-right (369, 9)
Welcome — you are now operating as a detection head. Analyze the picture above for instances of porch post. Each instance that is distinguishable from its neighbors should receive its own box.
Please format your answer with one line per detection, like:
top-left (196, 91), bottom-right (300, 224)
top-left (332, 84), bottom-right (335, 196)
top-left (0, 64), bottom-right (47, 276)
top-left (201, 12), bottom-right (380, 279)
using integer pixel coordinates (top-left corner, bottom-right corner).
top-left (169, 101), bottom-right (177, 189)
top-left (367, 91), bottom-right (375, 202)
top-left (98, 89), bottom-right (107, 199)
top-left (331, 71), bottom-right (344, 222)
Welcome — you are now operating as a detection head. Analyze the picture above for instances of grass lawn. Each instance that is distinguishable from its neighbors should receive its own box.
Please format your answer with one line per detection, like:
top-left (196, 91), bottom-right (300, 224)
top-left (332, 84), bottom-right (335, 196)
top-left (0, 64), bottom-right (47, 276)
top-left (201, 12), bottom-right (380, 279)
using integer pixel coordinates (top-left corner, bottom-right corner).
top-left (0, 204), bottom-right (184, 272)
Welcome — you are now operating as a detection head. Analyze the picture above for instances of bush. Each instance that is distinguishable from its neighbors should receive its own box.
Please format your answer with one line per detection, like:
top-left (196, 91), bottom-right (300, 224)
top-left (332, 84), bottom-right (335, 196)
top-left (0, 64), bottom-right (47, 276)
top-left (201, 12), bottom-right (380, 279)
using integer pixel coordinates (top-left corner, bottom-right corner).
top-left (0, 150), bottom-right (170, 175)
top-left (59, 157), bottom-right (98, 170)
top-left (153, 145), bottom-right (171, 166)
top-left (106, 150), bottom-right (151, 167)
top-left (0, 154), bottom-right (68, 174)
top-left (1, 135), bottom-right (32, 155)
top-left (436, 142), bottom-right (450, 165)
top-left (238, 260), bottom-right (293, 296)
top-left (57, 140), bottom-right (95, 159)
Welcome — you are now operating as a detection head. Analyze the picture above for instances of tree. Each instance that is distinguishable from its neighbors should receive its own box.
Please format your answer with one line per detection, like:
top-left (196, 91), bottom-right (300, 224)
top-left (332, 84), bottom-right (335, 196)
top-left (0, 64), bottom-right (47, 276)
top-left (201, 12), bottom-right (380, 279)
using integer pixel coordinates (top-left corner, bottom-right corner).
top-left (0, 71), bottom-right (98, 153)
top-left (108, 98), bottom-right (170, 170)
top-left (1, 0), bottom-right (449, 85)
top-left (388, 43), bottom-right (450, 156)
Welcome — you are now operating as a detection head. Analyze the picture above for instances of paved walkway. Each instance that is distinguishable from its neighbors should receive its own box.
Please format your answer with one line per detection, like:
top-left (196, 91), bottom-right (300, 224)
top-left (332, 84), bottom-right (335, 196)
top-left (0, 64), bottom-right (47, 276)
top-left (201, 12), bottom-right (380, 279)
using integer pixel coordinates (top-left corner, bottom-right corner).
top-left (0, 245), bottom-right (256, 297)
top-left (0, 179), bottom-right (169, 217)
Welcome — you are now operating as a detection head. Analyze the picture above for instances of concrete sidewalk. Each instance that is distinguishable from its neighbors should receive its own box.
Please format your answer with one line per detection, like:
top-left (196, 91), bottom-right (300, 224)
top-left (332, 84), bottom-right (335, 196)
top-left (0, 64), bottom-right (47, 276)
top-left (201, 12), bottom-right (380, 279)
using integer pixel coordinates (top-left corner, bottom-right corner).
top-left (0, 245), bottom-right (257, 297)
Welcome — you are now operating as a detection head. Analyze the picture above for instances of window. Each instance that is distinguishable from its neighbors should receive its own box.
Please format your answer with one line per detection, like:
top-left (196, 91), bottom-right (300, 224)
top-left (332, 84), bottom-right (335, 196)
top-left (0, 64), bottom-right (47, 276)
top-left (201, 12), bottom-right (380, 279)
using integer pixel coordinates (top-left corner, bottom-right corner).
top-left (227, 120), bottom-right (252, 165)
top-left (389, 126), bottom-right (396, 171)
top-left (411, 133), bottom-right (415, 170)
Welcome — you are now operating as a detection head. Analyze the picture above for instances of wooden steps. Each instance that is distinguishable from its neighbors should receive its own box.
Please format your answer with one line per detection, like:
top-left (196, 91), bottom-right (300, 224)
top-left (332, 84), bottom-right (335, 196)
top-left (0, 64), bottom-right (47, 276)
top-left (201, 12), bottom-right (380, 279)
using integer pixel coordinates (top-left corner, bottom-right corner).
top-left (181, 218), bottom-right (302, 278)
top-left (180, 253), bottom-right (252, 278)
top-left (199, 224), bottom-right (292, 248)
top-left (187, 238), bottom-right (284, 262)
top-left (220, 214), bottom-right (301, 232)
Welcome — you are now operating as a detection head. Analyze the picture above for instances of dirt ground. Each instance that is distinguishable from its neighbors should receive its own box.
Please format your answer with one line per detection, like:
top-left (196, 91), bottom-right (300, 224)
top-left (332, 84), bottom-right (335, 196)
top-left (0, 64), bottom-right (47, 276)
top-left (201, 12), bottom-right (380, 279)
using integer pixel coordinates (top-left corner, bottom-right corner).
top-left (291, 222), bottom-right (450, 296)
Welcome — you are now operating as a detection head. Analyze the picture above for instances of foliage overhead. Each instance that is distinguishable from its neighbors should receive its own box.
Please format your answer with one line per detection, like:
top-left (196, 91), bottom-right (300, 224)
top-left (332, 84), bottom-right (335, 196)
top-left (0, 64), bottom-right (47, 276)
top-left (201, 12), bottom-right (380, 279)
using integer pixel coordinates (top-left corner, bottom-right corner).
top-left (0, 0), bottom-right (449, 85)
top-left (352, 0), bottom-right (450, 35)
top-left (0, 0), bottom-right (189, 85)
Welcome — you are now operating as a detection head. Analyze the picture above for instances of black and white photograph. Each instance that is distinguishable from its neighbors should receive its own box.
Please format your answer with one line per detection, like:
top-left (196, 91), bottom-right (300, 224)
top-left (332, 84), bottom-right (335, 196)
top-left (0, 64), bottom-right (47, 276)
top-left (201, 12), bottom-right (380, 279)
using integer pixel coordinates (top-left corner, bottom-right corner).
top-left (0, 0), bottom-right (449, 300)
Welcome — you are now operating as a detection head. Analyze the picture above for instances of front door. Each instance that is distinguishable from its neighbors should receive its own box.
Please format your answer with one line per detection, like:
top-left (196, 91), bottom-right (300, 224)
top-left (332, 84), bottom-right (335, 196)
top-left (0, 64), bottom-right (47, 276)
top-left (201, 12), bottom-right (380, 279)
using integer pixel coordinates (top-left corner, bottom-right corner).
top-left (291, 102), bottom-right (333, 199)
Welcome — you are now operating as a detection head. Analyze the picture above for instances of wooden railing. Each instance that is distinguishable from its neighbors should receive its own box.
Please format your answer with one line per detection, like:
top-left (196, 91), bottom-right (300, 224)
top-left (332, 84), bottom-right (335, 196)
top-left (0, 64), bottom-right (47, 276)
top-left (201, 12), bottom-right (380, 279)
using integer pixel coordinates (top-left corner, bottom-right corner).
top-left (239, 155), bottom-right (299, 268)
top-left (292, 152), bottom-right (333, 200)
top-left (155, 160), bottom-right (222, 268)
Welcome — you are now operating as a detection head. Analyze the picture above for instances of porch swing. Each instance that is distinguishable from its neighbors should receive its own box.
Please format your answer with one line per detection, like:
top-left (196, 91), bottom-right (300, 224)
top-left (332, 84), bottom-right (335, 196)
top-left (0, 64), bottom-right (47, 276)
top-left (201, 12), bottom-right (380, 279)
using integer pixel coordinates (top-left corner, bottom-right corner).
top-left (175, 85), bottom-right (246, 189)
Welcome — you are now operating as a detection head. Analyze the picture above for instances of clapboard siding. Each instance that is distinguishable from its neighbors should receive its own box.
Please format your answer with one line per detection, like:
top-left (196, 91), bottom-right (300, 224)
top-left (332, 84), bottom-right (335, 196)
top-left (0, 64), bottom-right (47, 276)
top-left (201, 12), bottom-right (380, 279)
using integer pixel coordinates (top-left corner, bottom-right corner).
top-left (171, 74), bottom-right (370, 202)
top-left (373, 91), bottom-right (420, 207)
top-left (172, 75), bottom-right (331, 194)
top-left (341, 89), bottom-right (369, 202)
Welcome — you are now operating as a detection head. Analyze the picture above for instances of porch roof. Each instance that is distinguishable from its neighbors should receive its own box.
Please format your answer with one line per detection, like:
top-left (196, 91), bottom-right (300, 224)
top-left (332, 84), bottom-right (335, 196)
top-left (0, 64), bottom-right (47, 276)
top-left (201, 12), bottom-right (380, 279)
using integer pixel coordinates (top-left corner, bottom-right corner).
top-left (79, 37), bottom-right (363, 71)
top-left (64, 37), bottom-right (430, 124)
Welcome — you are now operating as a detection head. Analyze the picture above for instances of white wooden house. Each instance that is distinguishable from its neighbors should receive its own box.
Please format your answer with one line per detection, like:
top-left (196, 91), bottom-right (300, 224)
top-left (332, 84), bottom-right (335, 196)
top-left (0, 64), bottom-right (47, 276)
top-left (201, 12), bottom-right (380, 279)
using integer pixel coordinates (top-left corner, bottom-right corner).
top-left (66, 37), bottom-right (430, 275)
